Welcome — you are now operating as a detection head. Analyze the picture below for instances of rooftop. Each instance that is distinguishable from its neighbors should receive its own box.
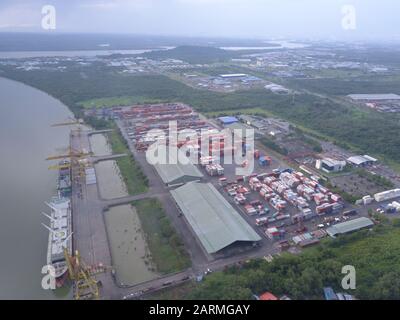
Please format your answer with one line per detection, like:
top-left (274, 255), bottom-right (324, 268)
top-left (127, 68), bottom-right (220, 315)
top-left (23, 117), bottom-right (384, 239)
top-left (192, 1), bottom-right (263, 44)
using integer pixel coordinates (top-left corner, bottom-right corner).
top-left (348, 93), bottom-right (400, 101)
top-left (347, 155), bottom-right (377, 166)
top-left (170, 182), bottom-right (261, 254)
top-left (219, 73), bottom-right (247, 78)
top-left (225, 122), bottom-right (255, 139)
top-left (152, 146), bottom-right (203, 185)
top-left (218, 116), bottom-right (239, 124)
top-left (259, 292), bottom-right (278, 300)
top-left (326, 217), bottom-right (374, 237)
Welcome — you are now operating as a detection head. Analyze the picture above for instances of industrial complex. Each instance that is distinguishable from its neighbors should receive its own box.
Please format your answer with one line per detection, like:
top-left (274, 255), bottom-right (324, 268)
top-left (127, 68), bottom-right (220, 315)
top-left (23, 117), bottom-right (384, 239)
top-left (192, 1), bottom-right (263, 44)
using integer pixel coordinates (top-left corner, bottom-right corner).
top-left (47, 103), bottom-right (400, 300)
top-left (171, 182), bottom-right (261, 255)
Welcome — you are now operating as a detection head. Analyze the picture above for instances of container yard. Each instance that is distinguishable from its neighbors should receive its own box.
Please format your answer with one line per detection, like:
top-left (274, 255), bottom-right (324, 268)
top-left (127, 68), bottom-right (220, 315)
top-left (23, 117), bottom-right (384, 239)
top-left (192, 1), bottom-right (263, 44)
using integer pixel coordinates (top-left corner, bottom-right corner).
top-left (114, 103), bottom-right (215, 152)
top-left (214, 164), bottom-right (351, 246)
top-left (62, 105), bottom-right (400, 300)
top-left (113, 106), bottom-right (396, 252)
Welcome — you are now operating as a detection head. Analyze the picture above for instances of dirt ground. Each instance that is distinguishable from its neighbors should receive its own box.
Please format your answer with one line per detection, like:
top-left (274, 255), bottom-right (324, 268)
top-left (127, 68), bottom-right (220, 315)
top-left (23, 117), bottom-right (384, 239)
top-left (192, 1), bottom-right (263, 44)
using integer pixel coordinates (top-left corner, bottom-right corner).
top-left (330, 173), bottom-right (386, 198)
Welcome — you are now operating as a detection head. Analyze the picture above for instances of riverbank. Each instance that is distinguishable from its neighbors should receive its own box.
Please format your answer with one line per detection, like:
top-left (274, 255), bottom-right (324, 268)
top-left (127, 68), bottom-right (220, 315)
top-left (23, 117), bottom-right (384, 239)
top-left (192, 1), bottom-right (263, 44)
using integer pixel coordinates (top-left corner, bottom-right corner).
top-left (107, 127), bottom-right (149, 195)
top-left (133, 199), bottom-right (191, 274)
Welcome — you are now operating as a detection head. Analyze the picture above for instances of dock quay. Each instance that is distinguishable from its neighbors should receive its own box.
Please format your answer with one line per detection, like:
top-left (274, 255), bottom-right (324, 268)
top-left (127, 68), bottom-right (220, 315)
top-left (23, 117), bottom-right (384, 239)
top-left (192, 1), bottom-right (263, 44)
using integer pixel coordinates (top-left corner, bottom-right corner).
top-left (91, 153), bottom-right (127, 164)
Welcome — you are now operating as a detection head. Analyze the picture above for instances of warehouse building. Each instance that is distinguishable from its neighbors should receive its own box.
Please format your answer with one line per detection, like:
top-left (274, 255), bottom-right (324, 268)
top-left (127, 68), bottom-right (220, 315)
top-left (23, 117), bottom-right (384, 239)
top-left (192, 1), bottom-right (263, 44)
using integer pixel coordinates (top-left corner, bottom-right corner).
top-left (326, 217), bottom-right (374, 237)
top-left (171, 182), bottom-right (261, 255)
top-left (225, 122), bottom-right (257, 140)
top-left (316, 158), bottom-right (346, 173)
top-left (218, 116), bottom-right (239, 126)
top-left (347, 155), bottom-right (377, 167)
top-left (348, 93), bottom-right (400, 101)
top-left (153, 148), bottom-right (203, 187)
top-left (219, 73), bottom-right (248, 79)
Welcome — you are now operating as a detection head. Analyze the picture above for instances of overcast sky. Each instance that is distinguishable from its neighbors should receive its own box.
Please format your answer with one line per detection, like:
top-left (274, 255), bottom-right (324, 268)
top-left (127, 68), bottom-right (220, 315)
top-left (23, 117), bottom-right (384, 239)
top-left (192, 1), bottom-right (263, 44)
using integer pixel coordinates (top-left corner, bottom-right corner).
top-left (0, 0), bottom-right (398, 41)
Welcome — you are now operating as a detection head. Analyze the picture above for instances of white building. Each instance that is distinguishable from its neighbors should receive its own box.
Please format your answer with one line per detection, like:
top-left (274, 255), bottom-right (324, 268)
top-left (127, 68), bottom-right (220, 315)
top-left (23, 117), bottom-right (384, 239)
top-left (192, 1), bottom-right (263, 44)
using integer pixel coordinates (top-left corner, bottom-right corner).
top-left (316, 158), bottom-right (346, 173)
top-left (347, 155), bottom-right (377, 167)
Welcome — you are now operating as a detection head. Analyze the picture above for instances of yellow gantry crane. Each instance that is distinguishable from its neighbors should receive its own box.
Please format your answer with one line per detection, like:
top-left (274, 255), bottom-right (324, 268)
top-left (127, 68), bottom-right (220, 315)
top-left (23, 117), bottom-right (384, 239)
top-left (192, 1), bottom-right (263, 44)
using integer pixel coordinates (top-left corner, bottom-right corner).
top-left (46, 149), bottom-right (92, 161)
top-left (51, 118), bottom-right (84, 127)
top-left (46, 148), bottom-right (92, 174)
top-left (64, 249), bottom-right (101, 300)
top-left (52, 117), bottom-right (85, 137)
top-left (48, 162), bottom-right (72, 171)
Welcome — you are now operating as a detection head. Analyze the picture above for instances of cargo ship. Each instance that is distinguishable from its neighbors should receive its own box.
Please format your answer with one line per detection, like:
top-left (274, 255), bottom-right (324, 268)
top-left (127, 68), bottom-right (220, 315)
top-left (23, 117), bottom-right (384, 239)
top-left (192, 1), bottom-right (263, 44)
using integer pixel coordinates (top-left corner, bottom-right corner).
top-left (57, 160), bottom-right (72, 198)
top-left (42, 160), bottom-right (73, 288)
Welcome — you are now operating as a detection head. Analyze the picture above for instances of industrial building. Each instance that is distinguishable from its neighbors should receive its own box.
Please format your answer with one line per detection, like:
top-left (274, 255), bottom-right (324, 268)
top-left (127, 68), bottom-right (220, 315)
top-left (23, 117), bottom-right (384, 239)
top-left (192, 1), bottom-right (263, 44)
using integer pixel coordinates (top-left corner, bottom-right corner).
top-left (374, 188), bottom-right (400, 202)
top-left (316, 158), bottom-right (346, 173)
top-left (348, 93), bottom-right (400, 101)
top-left (326, 217), bottom-right (374, 237)
top-left (347, 155), bottom-right (377, 167)
top-left (219, 73), bottom-right (248, 79)
top-left (170, 182), bottom-right (261, 254)
top-left (153, 146), bottom-right (203, 187)
top-left (264, 83), bottom-right (290, 94)
top-left (238, 114), bottom-right (268, 130)
top-left (218, 116), bottom-right (239, 126)
top-left (225, 122), bottom-right (256, 140)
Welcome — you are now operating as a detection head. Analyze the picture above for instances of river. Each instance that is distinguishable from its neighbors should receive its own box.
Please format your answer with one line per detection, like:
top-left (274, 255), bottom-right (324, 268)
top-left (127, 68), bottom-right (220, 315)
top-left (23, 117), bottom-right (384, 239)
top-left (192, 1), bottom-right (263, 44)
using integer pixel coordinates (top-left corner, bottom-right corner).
top-left (0, 77), bottom-right (73, 299)
top-left (0, 77), bottom-right (158, 299)
top-left (0, 47), bottom-right (175, 60)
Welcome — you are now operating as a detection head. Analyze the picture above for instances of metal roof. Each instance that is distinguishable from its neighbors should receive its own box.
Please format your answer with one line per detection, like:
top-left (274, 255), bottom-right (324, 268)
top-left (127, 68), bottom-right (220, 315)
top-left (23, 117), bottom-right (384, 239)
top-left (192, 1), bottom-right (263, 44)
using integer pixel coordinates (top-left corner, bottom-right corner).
top-left (152, 146), bottom-right (203, 185)
top-left (347, 155), bottom-right (377, 166)
top-left (218, 116), bottom-right (239, 124)
top-left (348, 93), bottom-right (400, 100)
top-left (219, 73), bottom-right (247, 78)
top-left (225, 122), bottom-right (255, 139)
top-left (326, 217), bottom-right (374, 237)
top-left (171, 182), bottom-right (261, 254)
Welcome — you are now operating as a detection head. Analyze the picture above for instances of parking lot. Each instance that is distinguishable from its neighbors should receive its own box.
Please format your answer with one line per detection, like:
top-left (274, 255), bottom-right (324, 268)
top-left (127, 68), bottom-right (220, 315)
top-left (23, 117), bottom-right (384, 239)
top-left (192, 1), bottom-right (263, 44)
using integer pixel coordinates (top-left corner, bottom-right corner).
top-left (197, 155), bottom-right (363, 250)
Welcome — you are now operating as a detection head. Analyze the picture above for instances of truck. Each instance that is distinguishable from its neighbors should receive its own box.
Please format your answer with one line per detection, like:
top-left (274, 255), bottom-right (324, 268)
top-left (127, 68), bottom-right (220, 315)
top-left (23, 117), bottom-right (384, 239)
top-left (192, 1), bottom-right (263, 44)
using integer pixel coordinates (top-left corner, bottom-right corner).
top-left (342, 209), bottom-right (357, 217)
top-left (255, 217), bottom-right (269, 226)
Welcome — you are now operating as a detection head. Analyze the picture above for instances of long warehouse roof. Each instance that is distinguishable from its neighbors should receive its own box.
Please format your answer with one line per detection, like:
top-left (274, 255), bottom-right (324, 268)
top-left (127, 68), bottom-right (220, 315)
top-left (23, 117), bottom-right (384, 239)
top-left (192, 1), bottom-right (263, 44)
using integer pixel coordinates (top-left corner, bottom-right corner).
top-left (326, 217), bottom-right (374, 237)
top-left (171, 182), bottom-right (261, 254)
top-left (348, 93), bottom-right (400, 100)
top-left (152, 146), bottom-right (203, 185)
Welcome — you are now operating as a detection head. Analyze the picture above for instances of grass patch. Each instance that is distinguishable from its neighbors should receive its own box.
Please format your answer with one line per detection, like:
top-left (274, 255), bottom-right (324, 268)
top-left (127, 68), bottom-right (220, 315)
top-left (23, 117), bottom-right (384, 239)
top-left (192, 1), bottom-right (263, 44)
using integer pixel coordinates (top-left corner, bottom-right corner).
top-left (146, 281), bottom-right (196, 300)
top-left (185, 224), bottom-right (400, 300)
top-left (133, 199), bottom-right (191, 274)
top-left (79, 96), bottom-right (166, 109)
top-left (260, 136), bottom-right (289, 156)
top-left (203, 107), bottom-right (274, 118)
top-left (355, 168), bottom-right (395, 189)
top-left (107, 127), bottom-right (148, 195)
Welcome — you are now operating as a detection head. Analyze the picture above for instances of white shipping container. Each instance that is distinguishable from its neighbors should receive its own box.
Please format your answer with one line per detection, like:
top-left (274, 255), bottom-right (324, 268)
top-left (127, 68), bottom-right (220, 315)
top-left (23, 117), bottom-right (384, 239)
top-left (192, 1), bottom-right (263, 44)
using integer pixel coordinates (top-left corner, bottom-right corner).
top-left (374, 189), bottom-right (400, 202)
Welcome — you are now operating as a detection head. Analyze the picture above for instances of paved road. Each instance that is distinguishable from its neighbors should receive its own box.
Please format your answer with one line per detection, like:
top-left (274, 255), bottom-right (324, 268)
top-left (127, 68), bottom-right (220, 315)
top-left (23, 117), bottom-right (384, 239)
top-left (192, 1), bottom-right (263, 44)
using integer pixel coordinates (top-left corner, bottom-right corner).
top-left (70, 130), bottom-right (130, 299)
top-left (91, 153), bottom-right (127, 164)
top-left (101, 191), bottom-right (159, 208)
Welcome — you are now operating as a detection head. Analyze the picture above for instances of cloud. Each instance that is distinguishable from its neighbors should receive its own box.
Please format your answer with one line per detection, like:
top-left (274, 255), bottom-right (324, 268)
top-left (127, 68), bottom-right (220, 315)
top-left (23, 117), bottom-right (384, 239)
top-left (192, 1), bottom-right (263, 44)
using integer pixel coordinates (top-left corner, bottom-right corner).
top-left (0, 0), bottom-right (399, 40)
top-left (0, 3), bottom-right (41, 30)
